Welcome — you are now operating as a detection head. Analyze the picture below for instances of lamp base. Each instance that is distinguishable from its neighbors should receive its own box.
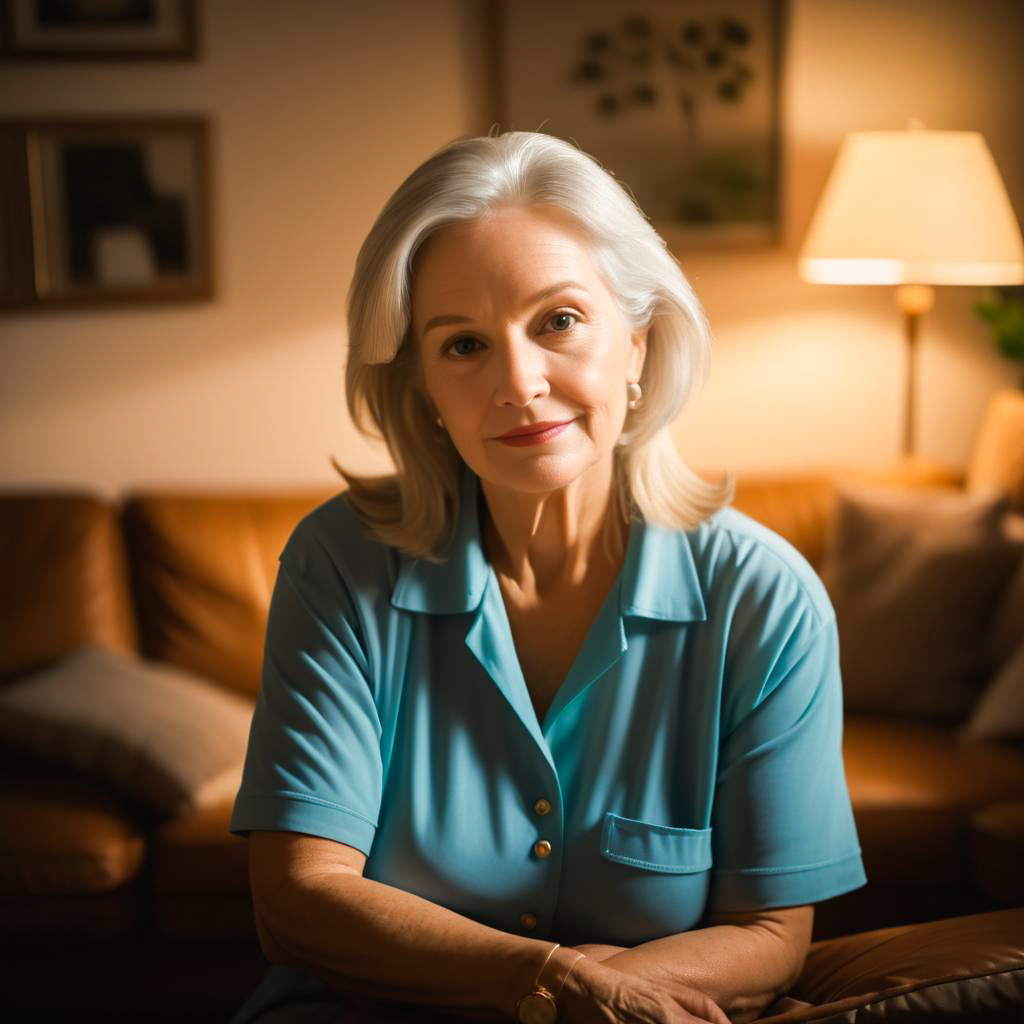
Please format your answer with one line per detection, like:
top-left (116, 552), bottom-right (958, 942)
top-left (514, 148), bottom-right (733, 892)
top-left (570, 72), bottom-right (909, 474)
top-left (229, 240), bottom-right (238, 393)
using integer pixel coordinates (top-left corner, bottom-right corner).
top-left (894, 284), bottom-right (935, 456)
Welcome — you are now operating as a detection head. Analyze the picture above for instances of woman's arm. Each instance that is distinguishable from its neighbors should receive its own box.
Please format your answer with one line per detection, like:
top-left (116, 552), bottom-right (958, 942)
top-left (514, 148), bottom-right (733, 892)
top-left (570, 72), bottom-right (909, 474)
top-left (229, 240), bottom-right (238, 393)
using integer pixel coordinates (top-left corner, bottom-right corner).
top-left (249, 830), bottom-right (556, 1020)
top-left (250, 830), bottom-right (731, 1024)
top-left (575, 905), bottom-right (813, 1024)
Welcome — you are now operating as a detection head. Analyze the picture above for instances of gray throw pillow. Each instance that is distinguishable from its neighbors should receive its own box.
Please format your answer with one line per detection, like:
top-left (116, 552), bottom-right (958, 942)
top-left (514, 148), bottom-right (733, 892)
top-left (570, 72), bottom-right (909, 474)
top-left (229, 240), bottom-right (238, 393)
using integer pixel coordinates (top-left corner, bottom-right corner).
top-left (820, 486), bottom-right (1022, 722)
top-left (0, 646), bottom-right (254, 815)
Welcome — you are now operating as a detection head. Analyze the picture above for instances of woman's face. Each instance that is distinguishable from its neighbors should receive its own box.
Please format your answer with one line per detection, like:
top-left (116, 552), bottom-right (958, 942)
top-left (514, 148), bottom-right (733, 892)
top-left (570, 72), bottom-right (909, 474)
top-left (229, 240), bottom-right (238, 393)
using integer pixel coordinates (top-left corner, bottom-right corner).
top-left (410, 204), bottom-right (647, 498)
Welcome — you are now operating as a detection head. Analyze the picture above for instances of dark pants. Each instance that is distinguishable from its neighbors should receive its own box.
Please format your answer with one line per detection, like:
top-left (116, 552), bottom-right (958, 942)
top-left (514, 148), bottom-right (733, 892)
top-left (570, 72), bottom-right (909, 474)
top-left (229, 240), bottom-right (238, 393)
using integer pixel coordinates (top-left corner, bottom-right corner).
top-left (231, 965), bottom-right (457, 1024)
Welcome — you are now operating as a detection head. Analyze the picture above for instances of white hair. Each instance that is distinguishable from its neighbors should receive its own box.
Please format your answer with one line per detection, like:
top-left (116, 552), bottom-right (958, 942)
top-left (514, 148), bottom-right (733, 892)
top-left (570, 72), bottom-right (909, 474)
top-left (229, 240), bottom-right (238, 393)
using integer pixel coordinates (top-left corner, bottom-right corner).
top-left (340, 130), bottom-right (733, 559)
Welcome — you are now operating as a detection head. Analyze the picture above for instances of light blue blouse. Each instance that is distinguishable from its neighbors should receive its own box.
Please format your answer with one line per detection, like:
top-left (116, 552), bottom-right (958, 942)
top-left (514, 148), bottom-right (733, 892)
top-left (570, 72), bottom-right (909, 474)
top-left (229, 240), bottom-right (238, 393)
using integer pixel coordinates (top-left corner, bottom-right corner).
top-left (231, 465), bottom-right (865, 959)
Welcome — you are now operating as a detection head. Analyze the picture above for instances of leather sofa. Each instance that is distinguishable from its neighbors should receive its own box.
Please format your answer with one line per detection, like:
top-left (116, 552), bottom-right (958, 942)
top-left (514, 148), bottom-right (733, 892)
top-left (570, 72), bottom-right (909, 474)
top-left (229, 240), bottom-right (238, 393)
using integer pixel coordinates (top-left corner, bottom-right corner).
top-left (2, 466), bottom-right (1023, 1022)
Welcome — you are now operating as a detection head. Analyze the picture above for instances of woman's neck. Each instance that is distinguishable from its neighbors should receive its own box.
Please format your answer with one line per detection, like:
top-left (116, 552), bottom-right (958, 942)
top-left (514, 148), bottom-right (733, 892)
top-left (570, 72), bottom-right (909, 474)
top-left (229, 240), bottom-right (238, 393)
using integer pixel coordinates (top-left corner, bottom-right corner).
top-left (478, 463), bottom-right (627, 596)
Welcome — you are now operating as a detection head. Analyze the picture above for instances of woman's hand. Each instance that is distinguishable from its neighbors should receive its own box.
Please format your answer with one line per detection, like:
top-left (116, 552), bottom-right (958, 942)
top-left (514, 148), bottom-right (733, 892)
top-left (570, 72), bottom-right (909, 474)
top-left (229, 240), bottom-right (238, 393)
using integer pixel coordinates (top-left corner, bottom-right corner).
top-left (560, 954), bottom-right (730, 1024)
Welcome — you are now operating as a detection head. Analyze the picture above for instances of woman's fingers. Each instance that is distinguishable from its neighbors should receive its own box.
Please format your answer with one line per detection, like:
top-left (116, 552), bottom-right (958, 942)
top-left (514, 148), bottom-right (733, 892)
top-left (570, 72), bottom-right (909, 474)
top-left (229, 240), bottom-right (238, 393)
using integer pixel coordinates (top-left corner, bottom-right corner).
top-left (675, 990), bottom-right (731, 1024)
top-left (562, 954), bottom-right (730, 1024)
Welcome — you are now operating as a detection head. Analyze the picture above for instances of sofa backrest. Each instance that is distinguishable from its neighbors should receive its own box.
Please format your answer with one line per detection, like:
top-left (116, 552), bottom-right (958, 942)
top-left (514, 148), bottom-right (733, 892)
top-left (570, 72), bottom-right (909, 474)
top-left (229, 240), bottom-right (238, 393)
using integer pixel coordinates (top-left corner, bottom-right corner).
top-left (0, 493), bottom-right (138, 681)
top-left (3, 463), bottom-right (965, 694)
top-left (122, 492), bottom-right (332, 697)
top-left (729, 463), bottom-right (966, 573)
top-left (730, 474), bottom-right (836, 571)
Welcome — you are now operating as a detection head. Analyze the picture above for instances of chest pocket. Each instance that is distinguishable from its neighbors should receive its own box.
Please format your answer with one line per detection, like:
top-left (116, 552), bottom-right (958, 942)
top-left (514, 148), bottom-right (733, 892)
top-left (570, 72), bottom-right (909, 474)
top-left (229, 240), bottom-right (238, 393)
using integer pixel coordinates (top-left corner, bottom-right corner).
top-left (574, 811), bottom-right (713, 943)
top-left (601, 812), bottom-right (712, 873)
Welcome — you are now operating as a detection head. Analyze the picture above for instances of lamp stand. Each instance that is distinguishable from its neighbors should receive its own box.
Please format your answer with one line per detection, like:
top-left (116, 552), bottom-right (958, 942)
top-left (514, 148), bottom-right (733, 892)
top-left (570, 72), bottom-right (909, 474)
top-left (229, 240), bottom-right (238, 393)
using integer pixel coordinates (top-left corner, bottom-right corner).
top-left (894, 284), bottom-right (935, 457)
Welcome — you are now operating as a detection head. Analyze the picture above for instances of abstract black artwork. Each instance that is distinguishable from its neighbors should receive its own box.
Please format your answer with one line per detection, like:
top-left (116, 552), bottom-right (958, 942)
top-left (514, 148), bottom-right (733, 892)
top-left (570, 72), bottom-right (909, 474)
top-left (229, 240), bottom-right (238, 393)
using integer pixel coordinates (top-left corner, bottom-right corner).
top-left (0, 117), bottom-right (212, 309)
top-left (1, 0), bottom-right (197, 59)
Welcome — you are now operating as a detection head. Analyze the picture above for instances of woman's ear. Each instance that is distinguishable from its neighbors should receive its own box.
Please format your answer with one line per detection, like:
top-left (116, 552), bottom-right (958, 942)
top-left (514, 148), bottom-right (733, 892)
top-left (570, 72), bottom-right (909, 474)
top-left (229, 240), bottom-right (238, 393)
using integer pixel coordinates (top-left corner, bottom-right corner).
top-left (628, 325), bottom-right (649, 383)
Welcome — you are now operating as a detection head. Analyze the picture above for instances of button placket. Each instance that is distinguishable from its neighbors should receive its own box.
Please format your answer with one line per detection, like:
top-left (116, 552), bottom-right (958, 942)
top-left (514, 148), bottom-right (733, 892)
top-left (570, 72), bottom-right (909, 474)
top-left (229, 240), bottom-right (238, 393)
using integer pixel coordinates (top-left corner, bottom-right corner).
top-left (518, 773), bottom-right (564, 936)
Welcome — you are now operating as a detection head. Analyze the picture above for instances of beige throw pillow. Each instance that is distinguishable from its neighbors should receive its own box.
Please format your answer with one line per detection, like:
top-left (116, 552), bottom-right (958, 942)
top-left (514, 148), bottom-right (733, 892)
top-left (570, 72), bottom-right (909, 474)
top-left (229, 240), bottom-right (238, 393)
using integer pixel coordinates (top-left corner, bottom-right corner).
top-left (0, 646), bottom-right (255, 816)
top-left (963, 517), bottom-right (1024, 744)
top-left (985, 513), bottom-right (1024, 671)
top-left (821, 486), bottom-right (1022, 722)
top-left (962, 637), bottom-right (1024, 744)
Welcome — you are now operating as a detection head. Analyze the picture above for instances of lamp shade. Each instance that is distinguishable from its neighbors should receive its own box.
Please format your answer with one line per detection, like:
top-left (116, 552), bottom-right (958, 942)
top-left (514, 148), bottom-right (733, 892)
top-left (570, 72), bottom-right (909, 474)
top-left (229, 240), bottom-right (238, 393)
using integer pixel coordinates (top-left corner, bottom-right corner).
top-left (799, 128), bottom-right (1024, 286)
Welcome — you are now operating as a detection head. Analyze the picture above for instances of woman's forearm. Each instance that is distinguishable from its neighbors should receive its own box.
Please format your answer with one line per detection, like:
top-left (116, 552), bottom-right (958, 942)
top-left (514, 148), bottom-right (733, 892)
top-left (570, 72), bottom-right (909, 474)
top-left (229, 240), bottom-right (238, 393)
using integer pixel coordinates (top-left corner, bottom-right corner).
top-left (256, 867), bottom-right (571, 1021)
top-left (594, 922), bottom-right (806, 1023)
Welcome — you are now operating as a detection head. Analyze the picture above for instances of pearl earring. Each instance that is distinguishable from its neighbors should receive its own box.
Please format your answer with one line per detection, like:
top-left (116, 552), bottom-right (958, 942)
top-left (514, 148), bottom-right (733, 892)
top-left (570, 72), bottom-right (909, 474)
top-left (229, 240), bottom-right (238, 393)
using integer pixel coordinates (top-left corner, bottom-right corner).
top-left (436, 415), bottom-right (445, 429)
top-left (626, 381), bottom-right (642, 410)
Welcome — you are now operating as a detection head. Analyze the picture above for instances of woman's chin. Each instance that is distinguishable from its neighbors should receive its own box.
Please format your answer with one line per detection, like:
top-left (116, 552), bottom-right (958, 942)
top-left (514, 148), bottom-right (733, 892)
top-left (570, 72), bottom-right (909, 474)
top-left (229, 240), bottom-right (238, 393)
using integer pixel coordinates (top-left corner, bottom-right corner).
top-left (473, 451), bottom-right (609, 498)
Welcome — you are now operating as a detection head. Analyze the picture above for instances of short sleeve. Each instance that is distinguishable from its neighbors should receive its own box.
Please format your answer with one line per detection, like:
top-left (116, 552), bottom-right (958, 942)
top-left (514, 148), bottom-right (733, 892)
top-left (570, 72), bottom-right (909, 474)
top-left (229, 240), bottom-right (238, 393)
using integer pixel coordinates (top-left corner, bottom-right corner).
top-left (708, 613), bottom-right (867, 911)
top-left (229, 529), bottom-right (384, 855)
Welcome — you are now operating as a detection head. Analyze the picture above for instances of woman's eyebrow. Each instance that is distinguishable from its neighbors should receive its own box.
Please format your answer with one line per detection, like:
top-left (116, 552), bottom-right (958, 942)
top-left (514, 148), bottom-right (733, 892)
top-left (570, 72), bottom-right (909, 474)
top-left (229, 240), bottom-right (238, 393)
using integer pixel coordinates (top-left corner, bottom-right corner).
top-left (420, 280), bottom-right (588, 335)
top-left (421, 313), bottom-right (474, 334)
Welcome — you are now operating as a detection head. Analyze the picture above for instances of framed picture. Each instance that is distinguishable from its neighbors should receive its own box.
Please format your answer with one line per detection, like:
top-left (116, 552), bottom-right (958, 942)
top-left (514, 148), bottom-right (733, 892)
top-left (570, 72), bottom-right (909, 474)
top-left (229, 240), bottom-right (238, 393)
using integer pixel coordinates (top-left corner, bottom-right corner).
top-left (0, 116), bottom-right (213, 309)
top-left (495, 0), bottom-right (786, 249)
top-left (0, 0), bottom-right (197, 60)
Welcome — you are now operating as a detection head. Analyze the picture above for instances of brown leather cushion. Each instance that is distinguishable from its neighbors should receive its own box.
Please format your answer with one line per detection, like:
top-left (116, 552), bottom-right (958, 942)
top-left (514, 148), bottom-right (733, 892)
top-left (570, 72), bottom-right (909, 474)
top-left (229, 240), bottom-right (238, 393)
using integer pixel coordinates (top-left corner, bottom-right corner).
top-left (0, 887), bottom-right (140, 938)
top-left (761, 907), bottom-right (1024, 1022)
top-left (123, 492), bottom-right (331, 697)
top-left (151, 795), bottom-right (253, 939)
top-left (843, 715), bottom-right (1024, 886)
top-left (0, 774), bottom-right (145, 896)
top-left (152, 795), bottom-right (248, 894)
top-left (971, 801), bottom-right (1024, 907)
top-left (154, 892), bottom-right (257, 940)
top-left (0, 493), bottom-right (137, 681)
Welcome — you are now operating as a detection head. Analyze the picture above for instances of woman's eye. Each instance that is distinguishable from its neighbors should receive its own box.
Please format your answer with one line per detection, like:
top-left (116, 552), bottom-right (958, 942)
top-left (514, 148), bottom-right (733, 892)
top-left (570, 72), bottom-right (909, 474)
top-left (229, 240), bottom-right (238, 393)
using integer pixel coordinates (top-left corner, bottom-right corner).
top-left (548, 312), bottom-right (578, 332)
top-left (444, 335), bottom-right (482, 358)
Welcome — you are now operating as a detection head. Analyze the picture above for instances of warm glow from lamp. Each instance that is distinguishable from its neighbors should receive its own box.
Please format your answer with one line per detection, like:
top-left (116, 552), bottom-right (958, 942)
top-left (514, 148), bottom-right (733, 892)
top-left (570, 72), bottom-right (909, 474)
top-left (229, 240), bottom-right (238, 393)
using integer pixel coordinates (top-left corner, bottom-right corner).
top-left (798, 124), bottom-right (1024, 456)
top-left (800, 128), bottom-right (1024, 286)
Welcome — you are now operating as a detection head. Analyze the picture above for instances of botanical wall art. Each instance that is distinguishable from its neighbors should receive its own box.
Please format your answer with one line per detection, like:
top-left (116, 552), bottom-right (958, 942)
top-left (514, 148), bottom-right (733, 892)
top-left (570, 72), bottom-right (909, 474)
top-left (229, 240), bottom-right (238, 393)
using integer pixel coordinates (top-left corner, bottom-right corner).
top-left (496, 0), bottom-right (785, 248)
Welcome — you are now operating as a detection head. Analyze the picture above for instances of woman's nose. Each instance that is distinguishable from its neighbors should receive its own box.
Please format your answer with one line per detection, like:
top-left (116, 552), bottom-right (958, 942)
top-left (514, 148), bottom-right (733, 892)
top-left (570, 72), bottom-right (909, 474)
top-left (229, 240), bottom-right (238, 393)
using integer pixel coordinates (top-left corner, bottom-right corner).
top-left (492, 336), bottom-right (550, 407)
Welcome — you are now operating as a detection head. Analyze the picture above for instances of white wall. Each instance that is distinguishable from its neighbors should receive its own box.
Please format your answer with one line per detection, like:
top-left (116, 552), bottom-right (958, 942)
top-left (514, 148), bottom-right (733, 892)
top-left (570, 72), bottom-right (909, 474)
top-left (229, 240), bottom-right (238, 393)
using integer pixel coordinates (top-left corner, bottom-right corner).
top-left (0, 0), bottom-right (1021, 494)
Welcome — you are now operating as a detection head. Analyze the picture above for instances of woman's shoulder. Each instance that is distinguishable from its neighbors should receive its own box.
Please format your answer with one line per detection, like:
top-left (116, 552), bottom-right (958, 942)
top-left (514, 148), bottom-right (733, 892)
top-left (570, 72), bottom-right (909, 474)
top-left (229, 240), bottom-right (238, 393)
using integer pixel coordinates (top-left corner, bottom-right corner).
top-left (279, 487), bottom-right (402, 597)
top-left (686, 504), bottom-right (835, 635)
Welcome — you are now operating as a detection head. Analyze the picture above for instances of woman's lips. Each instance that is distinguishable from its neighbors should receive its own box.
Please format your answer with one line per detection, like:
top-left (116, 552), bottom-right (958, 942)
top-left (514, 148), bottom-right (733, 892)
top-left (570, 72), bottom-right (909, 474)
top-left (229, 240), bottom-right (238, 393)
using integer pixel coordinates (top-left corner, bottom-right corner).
top-left (494, 420), bottom-right (574, 446)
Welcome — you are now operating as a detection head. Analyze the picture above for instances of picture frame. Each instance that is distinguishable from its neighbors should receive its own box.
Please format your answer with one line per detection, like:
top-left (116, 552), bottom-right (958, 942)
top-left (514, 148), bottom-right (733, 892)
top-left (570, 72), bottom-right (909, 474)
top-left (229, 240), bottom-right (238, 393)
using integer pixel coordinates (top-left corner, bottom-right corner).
top-left (0, 116), bottom-right (213, 309)
top-left (0, 0), bottom-right (197, 61)
top-left (494, 0), bottom-right (786, 250)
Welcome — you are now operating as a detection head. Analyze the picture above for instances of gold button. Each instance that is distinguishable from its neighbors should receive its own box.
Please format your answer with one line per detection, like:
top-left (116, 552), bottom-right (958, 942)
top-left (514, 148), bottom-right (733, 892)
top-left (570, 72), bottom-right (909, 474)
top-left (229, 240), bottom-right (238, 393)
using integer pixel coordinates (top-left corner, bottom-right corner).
top-left (519, 912), bottom-right (537, 930)
top-left (533, 839), bottom-right (552, 858)
top-left (533, 798), bottom-right (551, 816)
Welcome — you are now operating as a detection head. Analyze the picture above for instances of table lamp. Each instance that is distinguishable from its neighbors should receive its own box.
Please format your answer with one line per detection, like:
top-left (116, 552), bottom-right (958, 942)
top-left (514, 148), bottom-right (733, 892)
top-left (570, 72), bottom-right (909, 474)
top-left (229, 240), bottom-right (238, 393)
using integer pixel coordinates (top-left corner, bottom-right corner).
top-left (798, 121), bottom-right (1024, 456)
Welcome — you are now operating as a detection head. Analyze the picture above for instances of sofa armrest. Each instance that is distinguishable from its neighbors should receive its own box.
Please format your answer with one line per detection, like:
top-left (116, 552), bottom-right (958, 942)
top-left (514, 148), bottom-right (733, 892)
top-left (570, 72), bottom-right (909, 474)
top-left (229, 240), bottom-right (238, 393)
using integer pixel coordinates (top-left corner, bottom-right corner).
top-left (758, 907), bottom-right (1024, 1022)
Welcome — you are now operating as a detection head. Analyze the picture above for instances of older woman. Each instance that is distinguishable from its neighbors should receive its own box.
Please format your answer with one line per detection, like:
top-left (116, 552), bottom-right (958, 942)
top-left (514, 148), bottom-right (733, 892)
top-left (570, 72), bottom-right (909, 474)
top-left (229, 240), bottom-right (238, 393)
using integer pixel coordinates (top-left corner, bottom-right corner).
top-left (229, 132), bottom-right (866, 1024)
